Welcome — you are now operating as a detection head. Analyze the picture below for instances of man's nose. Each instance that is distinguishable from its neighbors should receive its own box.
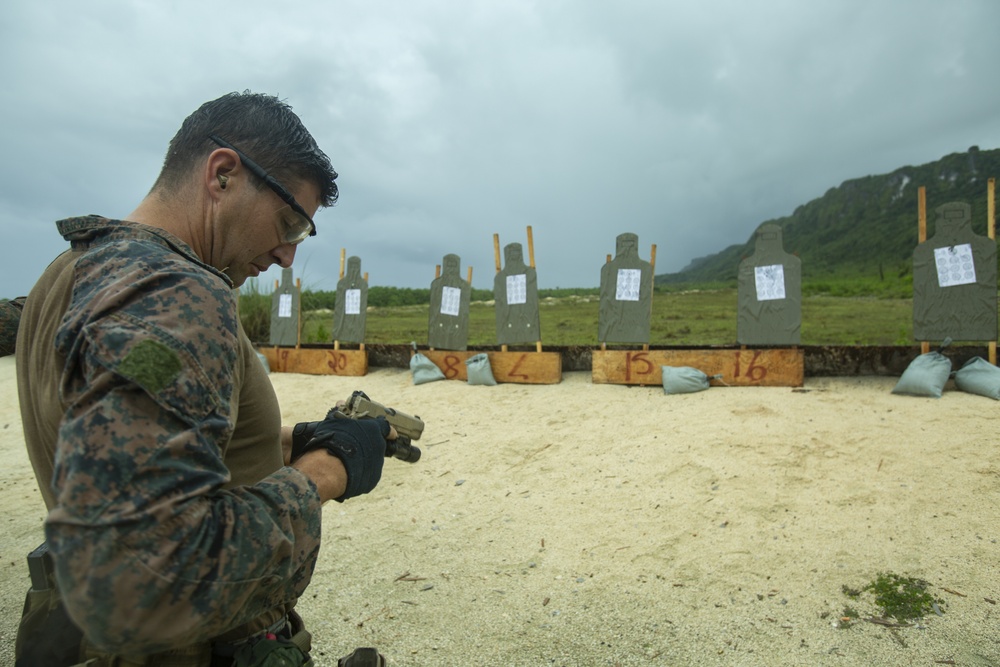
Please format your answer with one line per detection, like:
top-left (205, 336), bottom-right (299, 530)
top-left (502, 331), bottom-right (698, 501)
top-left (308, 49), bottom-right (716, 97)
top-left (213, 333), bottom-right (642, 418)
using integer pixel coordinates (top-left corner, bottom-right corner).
top-left (274, 244), bottom-right (296, 268)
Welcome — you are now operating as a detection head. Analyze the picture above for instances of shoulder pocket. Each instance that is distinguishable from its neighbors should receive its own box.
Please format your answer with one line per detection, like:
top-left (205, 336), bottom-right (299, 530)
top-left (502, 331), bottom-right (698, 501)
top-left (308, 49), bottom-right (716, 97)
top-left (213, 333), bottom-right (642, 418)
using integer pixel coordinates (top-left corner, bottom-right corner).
top-left (84, 311), bottom-right (226, 423)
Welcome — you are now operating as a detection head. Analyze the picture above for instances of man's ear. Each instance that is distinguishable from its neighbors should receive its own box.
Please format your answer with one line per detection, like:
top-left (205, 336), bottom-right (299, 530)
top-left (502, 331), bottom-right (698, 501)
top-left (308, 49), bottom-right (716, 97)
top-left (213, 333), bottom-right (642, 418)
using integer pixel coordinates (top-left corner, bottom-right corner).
top-left (205, 147), bottom-right (240, 200)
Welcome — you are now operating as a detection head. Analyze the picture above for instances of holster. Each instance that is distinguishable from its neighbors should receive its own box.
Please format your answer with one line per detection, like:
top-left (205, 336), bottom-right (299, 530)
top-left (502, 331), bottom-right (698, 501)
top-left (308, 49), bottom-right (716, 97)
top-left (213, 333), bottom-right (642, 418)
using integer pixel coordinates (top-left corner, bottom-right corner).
top-left (15, 586), bottom-right (84, 666)
top-left (15, 543), bottom-right (84, 667)
top-left (14, 543), bottom-right (313, 667)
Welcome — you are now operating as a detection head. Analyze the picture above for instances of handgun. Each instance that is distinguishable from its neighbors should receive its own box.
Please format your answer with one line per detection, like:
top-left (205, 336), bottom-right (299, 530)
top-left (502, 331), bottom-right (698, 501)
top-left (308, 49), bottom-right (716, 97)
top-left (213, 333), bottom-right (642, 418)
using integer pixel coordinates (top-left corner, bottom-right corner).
top-left (292, 391), bottom-right (423, 464)
top-left (333, 391), bottom-right (423, 463)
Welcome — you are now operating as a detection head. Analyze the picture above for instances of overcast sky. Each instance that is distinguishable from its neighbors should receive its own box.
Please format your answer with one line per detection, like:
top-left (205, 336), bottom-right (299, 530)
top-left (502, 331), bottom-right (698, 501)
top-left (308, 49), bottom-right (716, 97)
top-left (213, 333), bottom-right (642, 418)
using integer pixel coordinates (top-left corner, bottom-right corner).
top-left (2, 0), bottom-right (999, 297)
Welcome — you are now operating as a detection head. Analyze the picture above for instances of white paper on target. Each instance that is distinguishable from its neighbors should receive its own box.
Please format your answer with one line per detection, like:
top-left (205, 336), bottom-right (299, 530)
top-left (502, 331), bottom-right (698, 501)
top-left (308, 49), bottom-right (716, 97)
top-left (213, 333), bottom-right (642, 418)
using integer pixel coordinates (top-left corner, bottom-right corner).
top-left (441, 286), bottom-right (462, 316)
top-left (506, 274), bottom-right (527, 304)
top-left (616, 269), bottom-right (641, 301)
top-left (754, 264), bottom-right (786, 301)
top-left (345, 289), bottom-right (361, 315)
top-left (278, 293), bottom-right (293, 318)
top-left (934, 244), bottom-right (976, 287)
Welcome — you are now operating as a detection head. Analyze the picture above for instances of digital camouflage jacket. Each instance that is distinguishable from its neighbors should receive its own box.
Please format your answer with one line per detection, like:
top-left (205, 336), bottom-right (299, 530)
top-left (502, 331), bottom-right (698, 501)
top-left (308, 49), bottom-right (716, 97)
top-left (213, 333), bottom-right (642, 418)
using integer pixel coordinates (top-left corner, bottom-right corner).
top-left (16, 216), bottom-right (323, 655)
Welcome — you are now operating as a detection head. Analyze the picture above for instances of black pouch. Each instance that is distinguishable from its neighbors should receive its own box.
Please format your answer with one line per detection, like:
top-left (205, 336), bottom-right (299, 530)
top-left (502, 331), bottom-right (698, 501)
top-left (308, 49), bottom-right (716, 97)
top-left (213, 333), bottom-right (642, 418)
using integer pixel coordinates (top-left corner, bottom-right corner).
top-left (15, 588), bottom-right (84, 667)
top-left (15, 543), bottom-right (85, 667)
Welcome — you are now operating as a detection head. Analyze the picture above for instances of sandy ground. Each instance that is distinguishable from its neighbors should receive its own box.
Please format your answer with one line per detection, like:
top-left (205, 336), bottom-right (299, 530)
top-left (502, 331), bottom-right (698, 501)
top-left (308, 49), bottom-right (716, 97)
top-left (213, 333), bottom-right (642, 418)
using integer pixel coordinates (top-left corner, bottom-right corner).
top-left (1, 353), bottom-right (998, 666)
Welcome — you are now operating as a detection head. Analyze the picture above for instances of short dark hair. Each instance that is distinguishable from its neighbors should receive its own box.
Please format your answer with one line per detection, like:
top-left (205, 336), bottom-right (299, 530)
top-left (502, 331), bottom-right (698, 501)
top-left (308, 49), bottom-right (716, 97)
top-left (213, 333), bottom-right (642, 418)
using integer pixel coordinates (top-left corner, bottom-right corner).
top-left (153, 91), bottom-right (338, 207)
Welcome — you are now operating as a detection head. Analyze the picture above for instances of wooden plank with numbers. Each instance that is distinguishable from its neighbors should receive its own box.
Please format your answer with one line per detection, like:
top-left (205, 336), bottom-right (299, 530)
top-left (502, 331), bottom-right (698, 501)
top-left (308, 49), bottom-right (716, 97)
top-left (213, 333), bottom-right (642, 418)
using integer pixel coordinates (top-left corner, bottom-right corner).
top-left (591, 348), bottom-right (804, 387)
top-left (418, 350), bottom-right (562, 384)
top-left (260, 347), bottom-right (368, 376)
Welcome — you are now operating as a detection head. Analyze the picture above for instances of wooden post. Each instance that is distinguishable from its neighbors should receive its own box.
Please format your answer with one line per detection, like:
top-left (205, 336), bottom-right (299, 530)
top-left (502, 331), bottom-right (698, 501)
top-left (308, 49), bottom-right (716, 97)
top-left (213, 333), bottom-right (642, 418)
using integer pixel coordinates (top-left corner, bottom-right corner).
top-left (600, 251), bottom-right (615, 350)
top-left (602, 249), bottom-right (609, 352)
top-left (918, 186), bottom-right (927, 242)
top-left (526, 226), bottom-right (542, 351)
top-left (295, 277), bottom-right (302, 349)
top-left (918, 186), bottom-right (930, 354)
top-left (645, 244), bottom-right (657, 352)
top-left (493, 234), bottom-right (502, 272)
top-left (494, 233), bottom-right (505, 352)
top-left (430, 266), bottom-right (440, 352)
top-left (493, 232), bottom-right (507, 352)
top-left (334, 249), bottom-right (345, 352)
top-left (989, 178), bottom-right (997, 365)
top-left (989, 177), bottom-right (996, 239)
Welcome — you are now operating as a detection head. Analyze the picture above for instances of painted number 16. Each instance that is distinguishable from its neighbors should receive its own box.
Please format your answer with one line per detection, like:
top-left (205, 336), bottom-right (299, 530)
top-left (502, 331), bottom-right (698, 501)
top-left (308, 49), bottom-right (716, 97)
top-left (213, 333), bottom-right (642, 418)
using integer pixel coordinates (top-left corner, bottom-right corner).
top-left (733, 350), bottom-right (767, 382)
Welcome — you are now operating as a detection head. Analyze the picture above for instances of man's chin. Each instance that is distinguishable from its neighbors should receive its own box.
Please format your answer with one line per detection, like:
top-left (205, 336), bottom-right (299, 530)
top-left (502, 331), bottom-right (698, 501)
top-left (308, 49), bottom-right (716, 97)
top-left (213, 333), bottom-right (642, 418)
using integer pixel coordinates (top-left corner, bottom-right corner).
top-left (228, 263), bottom-right (269, 288)
top-left (224, 268), bottom-right (249, 288)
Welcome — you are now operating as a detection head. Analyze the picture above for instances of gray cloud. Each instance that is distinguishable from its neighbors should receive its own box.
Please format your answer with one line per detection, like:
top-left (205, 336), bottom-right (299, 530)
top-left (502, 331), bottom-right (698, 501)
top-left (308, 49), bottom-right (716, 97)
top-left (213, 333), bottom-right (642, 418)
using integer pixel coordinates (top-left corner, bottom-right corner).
top-left (2, 0), bottom-right (999, 297)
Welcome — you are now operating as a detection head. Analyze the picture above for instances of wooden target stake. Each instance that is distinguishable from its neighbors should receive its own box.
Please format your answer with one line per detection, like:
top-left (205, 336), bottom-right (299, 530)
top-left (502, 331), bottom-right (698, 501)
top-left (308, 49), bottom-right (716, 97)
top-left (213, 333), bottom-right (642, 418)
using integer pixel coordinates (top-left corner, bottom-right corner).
top-left (918, 186), bottom-right (930, 355)
top-left (989, 178), bottom-right (996, 365)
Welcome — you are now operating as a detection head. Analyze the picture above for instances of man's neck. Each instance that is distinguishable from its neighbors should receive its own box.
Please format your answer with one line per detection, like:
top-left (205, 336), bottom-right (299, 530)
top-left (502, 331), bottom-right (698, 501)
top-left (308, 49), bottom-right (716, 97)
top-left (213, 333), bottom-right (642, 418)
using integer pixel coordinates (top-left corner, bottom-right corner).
top-left (127, 190), bottom-right (205, 260)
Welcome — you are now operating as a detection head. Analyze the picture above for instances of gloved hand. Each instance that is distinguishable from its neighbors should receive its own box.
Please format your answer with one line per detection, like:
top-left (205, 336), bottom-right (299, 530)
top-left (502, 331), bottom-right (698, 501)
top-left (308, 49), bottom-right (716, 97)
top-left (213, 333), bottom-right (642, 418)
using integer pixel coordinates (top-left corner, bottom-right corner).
top-left (290, 421), bottom-right (320, 462)
top-left (293, 410), bottom-right (390, 501)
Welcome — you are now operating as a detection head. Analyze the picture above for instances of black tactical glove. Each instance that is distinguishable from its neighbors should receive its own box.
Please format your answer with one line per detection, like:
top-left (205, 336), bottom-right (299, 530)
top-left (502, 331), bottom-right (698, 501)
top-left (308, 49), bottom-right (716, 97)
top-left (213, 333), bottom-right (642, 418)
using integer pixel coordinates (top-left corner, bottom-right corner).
top-left (290, 421), bottom-right (320, 462)
top-left (293, 409), bottom-right (389, 501)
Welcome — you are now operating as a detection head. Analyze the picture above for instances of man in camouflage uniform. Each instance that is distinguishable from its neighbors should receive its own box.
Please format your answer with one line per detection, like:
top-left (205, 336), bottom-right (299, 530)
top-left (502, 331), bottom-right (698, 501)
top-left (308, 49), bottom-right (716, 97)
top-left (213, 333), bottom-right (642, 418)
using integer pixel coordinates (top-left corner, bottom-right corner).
top-left (15, 92), bottom-right (391, 666)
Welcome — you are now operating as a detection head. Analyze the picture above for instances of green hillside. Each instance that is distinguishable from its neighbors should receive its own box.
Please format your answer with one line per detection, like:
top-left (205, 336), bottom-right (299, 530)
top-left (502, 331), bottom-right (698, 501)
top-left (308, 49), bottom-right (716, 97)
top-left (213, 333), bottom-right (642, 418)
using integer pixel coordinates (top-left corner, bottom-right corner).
top-left (659, 146), bottom-right (999, 288)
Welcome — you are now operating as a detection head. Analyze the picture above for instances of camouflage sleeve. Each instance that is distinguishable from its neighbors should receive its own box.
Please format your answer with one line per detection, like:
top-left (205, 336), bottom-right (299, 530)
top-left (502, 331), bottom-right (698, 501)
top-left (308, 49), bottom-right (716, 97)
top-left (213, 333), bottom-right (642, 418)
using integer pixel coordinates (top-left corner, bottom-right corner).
top-left (0, 296), bottom-right (26, 357)
top-left (44, 256), bottom-right (323, 655)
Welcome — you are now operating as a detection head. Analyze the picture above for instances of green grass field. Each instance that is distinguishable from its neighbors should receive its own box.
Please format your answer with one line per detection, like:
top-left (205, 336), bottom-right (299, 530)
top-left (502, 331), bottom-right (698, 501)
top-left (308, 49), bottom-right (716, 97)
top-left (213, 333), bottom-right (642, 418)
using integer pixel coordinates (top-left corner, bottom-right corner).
top-left (283, 289), bottom-right (923, 347)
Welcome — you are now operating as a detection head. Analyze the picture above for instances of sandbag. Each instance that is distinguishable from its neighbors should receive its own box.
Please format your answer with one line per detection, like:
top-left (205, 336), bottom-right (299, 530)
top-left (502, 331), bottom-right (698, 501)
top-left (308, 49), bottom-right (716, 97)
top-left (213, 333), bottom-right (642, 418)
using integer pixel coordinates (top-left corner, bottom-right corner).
top-left (661, 366), bottom-right (711, 395)
top-left (465, 353), bottom-right (497, 386)
top-left (891, 351), bottom-right (952, 398)
top-left (409, 352), bottom-right (445, 385)
top-left (954, 356), bottom-right (1000, 400)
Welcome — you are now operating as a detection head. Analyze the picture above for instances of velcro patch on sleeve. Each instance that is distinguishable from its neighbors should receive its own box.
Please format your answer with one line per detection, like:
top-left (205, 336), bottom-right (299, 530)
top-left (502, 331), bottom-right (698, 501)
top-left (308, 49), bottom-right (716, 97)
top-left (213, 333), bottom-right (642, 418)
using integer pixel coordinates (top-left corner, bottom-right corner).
top-left (117, 339), bottom-right (183, 394)
top-left (83, 311), bottom-right (226, 424)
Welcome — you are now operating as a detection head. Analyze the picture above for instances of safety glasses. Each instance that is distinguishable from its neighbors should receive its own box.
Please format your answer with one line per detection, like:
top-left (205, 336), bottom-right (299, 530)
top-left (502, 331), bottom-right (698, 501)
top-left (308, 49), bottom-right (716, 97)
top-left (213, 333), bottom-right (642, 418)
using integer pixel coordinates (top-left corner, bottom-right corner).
top-left (208, 134), bottom-right (316, 244)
